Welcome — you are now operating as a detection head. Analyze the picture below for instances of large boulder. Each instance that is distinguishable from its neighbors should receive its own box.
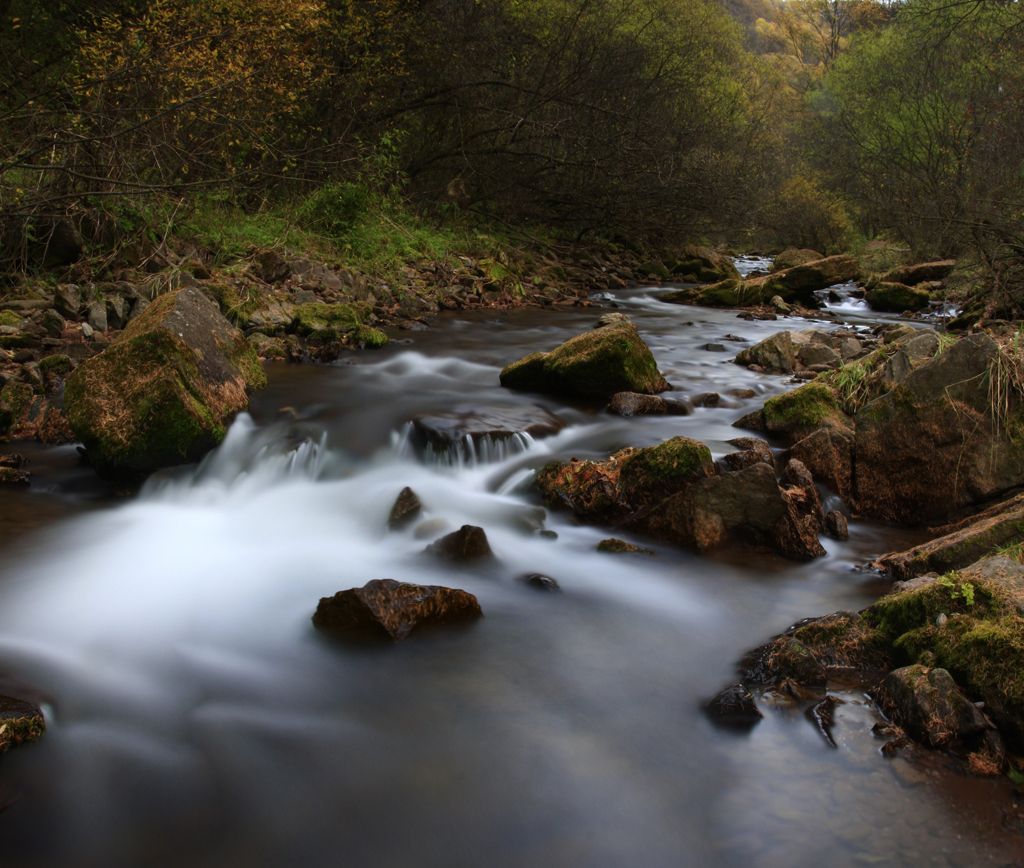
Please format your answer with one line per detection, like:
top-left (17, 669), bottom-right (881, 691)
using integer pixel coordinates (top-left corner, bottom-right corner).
top-left (64, 286), bottom-right (266, 478)
top-left (668, 245), bottom-right (740, 283)
top-left (536, 436), bottom-right (825, 560)
top-left (500, 321), bottom-right (669, 399)
top-left (854, 334), bottom-right (1024, 523)
top-left (865, 282), bottom-right (931, 313)
top-left (312, 579), bottom-right (482, 641)
top-left (880, 260), bottom-right (956, 287)
top-left (771, 248), bottom-right (823, 272)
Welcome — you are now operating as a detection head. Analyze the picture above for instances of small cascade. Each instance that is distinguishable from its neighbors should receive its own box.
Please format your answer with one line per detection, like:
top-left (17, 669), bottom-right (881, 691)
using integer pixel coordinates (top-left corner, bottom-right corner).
top-left (391, 421), bottom-right (537, 467)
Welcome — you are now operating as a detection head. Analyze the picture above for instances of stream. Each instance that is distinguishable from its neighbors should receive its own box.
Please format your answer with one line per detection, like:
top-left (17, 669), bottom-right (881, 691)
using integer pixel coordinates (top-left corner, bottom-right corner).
top-left (0, 281), bottom-right (1020, 866)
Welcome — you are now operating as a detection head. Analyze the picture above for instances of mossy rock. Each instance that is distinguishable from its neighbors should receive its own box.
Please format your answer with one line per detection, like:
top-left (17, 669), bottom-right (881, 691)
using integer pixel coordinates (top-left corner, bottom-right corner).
top-left (0, 381), bottom-right (34, 435)
top-left (668, 246), bottom-right (740, 283)
top-left (866, 282), bottom-right (931, 313)
top-left (352, 325), bottom-right (388, 349)
top-left (617, 436), bottom-right (713, 507)
top-left (865, 559), bottom-right (1024, 747)
top-left (0, 696), bottom-right (45, 751)
top-left (0, 310), bottom-right (24, 328)
top-left (65, 287), bottom-right (265, 478)
top-left (762, 382), bottom-right (847, 441)
top-left (771, 248), bottom-right (823, 272)
top-left (500, 322), bottom-right (669, 399)
top-left (662, 279), bottom-right (757, 308)
top-left (291, 302), bottom-right (369, 340)
top-left (39, 354), bottom-right (73, 377)
top-left (596, 538), bottom-right (653, 555)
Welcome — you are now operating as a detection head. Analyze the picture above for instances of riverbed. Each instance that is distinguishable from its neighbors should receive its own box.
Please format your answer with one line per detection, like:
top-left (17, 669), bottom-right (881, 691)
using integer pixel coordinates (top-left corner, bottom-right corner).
top-left (0, 285), bottom-right (1020, 866)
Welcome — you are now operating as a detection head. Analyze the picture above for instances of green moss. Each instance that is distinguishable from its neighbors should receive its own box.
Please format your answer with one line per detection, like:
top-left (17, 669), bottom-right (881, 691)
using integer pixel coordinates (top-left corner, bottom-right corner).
top-left (353, 325), bottom-right (388, 349)
top-left (0, 310), bottom-right (24, 328)
top-left (38, 354), bottom-right (73, 377)
top-left (618, 436), bottom-right (713, 505)
top-left (763, 382), bottom-right (842, 434)
top-left (864, 579), bottom-right (1003, 645)
top-left (291, 302), bottom-right (369, 340)
top-left (206, 282), bottom-right (266, 326)
top-left (866, 282), bottom-right (931, 313)
top-left (501, 324), bottom-right (667, 398)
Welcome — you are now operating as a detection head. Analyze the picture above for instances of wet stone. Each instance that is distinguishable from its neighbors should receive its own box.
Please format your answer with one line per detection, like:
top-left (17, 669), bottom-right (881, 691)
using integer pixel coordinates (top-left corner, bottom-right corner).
top-left (387, 486), bottom-right (423, 530)
top-left (519, 573), bottom-right (561, 592)
top-left (425, 525), bottom-right (494, 562)
top-left (704, 684), bottom-right (763, 729)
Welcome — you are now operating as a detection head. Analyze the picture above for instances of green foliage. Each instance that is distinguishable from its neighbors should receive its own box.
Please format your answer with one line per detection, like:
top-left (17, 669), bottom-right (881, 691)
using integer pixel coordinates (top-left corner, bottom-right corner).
top-left (937, 571), bottom-right (975, 608)
top-left (297, 183), bottom-right (372, 239)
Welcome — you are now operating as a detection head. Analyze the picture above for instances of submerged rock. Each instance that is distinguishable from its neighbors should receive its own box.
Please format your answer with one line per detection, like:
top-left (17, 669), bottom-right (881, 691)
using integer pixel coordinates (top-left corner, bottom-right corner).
top-left (500, 321), bottom-right (669, 399)
top-left (519, 573), bottom-right (561, 592)
top-left (425, 525), bottom-right (494, 562)
top-left (312, 579), bottom-right (482, 641)
top-left (704, 683), bottom-right (762, 728)
top-left (0, 696), bottom-right (45, 751)
top-left (410, 405), bottom-right (565, 457)
top-left (596, 538), bottom-right (653, 555)
top-left (607, 392), bottom-right (691, 417)
top-left (64, 287), bottom-right (265, 478)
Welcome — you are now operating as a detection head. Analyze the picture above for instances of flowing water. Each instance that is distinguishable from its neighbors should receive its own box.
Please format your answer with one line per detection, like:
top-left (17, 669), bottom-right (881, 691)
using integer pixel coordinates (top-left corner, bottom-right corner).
top-left (0, 285), bottom-right (1021, 867)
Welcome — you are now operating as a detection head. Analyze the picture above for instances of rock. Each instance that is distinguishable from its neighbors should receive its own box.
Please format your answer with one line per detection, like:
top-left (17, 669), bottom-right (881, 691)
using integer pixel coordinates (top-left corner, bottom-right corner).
top-left (762, 382), bottom-right (848, 442)
top-left (742, 611), bottom-right (887, 690)
top-left (702, 342), bottom-right (727, 353)
top-left (643, 461), bottom-right (826, 560)
top-left (500, 321), bottom-right (669, 399)
top-left (253, 250), bottom-right (291, 284)
top-left (105, 295), bottom-right (128, 331)
top-left (410, 406), bottom-right (565, 459)
top-left (797, 343), bottom-right (841, 370)
top-left (806, 695), bottom-right (843, 747)
top-left (789, 427), bottom-right (854, 500)
top-left (877, 495), bottom-right (1024, 580)
top-left (0, 466), bottom-right (30, 485)
top-left (704, 683), bottom-right (762, 728)
top-left (64, 286), bottom-right (266, 478)
top-left (878, 665), bottom-right (991, 750)
top-left (718, 437), bottom-right (773, 472)
top-left (769, 295), bottom-right (792, 314)
top-left (425, 525), bottom-right (493, 561)
top-left (36, 219), bottom-right (82, 268)
top-left (0, 696), bottom-right (45, 751)
top-left (595, 312), bottom-right (632, 328)
top-left (824, 510), bottom-right (849, 540)
top-left (668, 246), bottom-right (740, 283)
top-left (854, 334), bottom-right (1024, 523)
top-left (691, 392), bottom-right (720, 408)
top-left (607, 392), bottom-right (691, 417)
top-left (248, 333), bottom-right (288, 360)
top-left (735, 331), bottom-right (797, 373)
top-left (247, 300), bottom-right (298, 335)
top-left (519, 573), bottom-right (561, 591)
top-left (80, 322), bottom-right (94, 339)
top-left (866, 282), bottom-right (931, 313)
top-left (52, 284), bottom-right (82, 319)
top-left (772, 248), bottom-right (823, 272)
top-left (312, 579), bottom-right (482, 641)
top-left (880, 260), bottom-right (956, 287)
top-left (86, 300), bottom-right (108, 332)
top-left (387, 486), bottom-right (423, 530)
top-left (596, 538), bottom-right (654, 555)
top-left (40, 309), bottom-right (65, 338)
